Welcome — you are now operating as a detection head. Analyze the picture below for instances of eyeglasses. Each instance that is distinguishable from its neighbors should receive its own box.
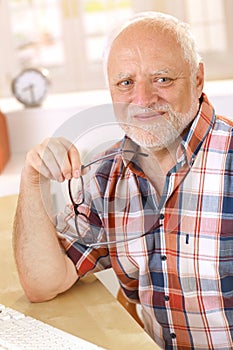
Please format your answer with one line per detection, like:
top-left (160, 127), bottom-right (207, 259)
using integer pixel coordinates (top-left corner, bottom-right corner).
top-left (68, 148), bottom-right (162, 247)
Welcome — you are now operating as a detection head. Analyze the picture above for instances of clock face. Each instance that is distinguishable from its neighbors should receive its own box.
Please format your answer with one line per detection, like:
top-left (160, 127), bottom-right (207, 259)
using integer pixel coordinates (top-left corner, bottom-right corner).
top-left (11, 68), bottom-right (49, 107)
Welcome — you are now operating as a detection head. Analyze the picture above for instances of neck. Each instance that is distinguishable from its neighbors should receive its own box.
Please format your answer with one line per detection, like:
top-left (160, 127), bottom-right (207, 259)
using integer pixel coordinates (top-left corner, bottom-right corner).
top-left (142, 137), bottom-right (180, 171)
top-left (138, 138), bottom-right (181, 199)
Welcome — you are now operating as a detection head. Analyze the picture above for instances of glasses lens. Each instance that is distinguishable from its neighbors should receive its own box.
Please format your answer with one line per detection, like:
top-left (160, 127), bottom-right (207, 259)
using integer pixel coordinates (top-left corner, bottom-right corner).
top-left (69, 176), bottom-right (84, 205)
top-left (74, 213), bottom-right (105, 246)
top-left (69, 161), bottom-right (107, 246)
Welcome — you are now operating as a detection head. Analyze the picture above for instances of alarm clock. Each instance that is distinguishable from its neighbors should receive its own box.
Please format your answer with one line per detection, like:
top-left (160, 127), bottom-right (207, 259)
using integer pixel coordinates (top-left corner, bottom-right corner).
top-left (11, 68), bottom-right (50, 107)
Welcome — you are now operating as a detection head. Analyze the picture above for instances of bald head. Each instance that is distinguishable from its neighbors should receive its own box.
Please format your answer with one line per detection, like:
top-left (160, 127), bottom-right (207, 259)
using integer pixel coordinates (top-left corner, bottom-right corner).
top-left (103, 12), bottom-right (201, 83)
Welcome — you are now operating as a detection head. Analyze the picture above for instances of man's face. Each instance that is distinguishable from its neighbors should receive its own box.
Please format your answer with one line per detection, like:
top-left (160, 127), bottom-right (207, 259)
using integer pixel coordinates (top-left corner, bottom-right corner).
top-left (107, 23), bottom-right (204, 150)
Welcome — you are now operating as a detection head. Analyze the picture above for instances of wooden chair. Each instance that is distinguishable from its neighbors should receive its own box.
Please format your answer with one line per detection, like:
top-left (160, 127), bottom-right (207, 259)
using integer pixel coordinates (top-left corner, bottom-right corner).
top-left (117, 288), bottom-right (144, 328)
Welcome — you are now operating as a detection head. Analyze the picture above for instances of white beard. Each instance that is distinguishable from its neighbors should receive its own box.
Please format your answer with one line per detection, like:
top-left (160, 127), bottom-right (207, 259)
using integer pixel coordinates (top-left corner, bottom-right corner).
top-left (115, 93), bottom-right (199, 151)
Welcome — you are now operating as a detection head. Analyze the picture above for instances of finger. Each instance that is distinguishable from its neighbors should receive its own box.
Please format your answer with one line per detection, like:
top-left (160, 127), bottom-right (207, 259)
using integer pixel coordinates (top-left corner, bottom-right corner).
top-left (39, 144), bottom-right (65, 182)
top-left (26, 147), bottom-right (55, 181)
top-left (44, 139), bottom-right (71, 180)
top-left (46, 137), bottom-right (81, 180)
top-left (68, 144), bottom-right (81, 178)
top-left (26, 137), bottom-right (81, 182)
top-left (59, 138), bottom-right (81, 178)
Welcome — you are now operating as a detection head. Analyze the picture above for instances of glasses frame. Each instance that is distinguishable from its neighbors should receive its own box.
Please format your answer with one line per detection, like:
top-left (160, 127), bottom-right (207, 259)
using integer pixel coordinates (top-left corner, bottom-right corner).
top-left (68, 148), bottom-right (161, 247)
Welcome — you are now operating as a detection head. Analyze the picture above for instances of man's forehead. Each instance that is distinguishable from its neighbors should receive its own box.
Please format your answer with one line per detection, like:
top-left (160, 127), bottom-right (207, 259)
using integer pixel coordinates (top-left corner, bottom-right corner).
top-left (108, 40), bottom-right (186, 76)
top-left (110, 23), bottom-right (180, 57)
top-left (115, 20), bottom-right (176, 42)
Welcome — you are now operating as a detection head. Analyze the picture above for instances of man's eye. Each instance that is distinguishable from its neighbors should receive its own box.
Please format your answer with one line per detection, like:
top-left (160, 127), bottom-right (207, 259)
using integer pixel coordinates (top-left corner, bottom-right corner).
top-left (118, 79), bottom-right (133, 87)
top-left (156, 77), bottom-right (172, 84)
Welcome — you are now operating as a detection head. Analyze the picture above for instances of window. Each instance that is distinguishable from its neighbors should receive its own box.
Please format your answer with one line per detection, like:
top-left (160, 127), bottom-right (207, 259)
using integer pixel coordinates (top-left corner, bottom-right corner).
top-left (0, 0), bottom-right (232, 98)
top-left (186, 0), bottom-right (227, 53)
top-left (80, 0), bottom-right (133, 64)
top-left (9, 0), bottom-right (64, 66)
top-left (1, 0), bottom-right (133, 95)
top-left (168, 0), bottom-right (233, 80)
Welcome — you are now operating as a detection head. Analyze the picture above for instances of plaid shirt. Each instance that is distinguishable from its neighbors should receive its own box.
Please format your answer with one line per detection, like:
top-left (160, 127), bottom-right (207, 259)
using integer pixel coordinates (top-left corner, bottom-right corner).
top-left (57, 93), bottom-right (233, 350)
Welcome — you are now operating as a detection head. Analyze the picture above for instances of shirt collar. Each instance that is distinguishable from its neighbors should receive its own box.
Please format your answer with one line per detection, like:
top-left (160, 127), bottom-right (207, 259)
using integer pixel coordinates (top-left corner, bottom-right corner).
top-left (117, 136), bottom-right (148, 177)
top-left (179, 92), bottom-right (216, 166)
top-left (120, 136), bottom-right (144, 165)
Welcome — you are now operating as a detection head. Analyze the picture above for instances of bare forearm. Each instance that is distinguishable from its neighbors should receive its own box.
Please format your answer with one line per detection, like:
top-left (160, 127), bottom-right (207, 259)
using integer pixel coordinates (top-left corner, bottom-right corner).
top-left (13, 167), bottom-right (78, 302)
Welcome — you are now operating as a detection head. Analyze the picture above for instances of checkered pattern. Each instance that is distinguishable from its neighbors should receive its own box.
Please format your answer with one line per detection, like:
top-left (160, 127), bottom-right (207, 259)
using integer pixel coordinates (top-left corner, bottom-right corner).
top-left (56, 93), bottom-right (233, 349)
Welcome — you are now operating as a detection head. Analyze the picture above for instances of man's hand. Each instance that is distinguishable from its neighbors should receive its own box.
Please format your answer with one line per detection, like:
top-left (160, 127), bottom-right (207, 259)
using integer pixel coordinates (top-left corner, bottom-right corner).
top-left (25, 137), bottom-right (81, 184)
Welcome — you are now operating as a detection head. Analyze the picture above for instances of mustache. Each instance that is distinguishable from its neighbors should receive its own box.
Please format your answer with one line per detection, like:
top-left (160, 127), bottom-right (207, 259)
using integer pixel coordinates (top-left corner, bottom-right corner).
top-left (126, 103), bottom-right (173, 117)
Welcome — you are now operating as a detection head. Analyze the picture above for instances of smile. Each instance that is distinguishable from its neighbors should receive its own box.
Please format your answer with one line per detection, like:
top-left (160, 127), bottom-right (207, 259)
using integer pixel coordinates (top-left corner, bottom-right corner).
top-left (133, 110), bottom-right (166, 122)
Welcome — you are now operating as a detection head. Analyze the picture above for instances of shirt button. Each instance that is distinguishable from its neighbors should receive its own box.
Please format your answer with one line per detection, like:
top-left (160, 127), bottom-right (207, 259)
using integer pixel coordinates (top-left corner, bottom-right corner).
top-left (170, 332), bottom-right (176, 339)
top-left (159, 213), bottom-right (165, 220)
top-left (190, 157), bottom-right (195, 166)
top-left (161, 255), bottom-right (167, 261)
top-left (164, 295), bottom-right (169, 301)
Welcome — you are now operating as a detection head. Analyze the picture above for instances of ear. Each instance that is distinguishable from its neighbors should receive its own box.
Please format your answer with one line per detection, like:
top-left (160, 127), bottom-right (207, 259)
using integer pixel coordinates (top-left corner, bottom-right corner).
top-left (195, 62), bottom-right (204, 98)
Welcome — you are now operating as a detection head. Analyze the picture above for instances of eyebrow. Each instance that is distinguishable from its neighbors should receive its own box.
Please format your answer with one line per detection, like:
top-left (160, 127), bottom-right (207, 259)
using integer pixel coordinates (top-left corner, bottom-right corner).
top-left (150, 69), bottom-right (170, 76)
top-left (110, 73), bottom-right (133, 85)
top-left (114, 73), bottom-right (132, 80)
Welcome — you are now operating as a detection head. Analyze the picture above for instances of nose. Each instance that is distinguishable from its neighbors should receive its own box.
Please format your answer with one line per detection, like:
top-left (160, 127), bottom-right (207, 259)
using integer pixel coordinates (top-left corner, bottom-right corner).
top-left (131, 81), bottom-right (157, 108)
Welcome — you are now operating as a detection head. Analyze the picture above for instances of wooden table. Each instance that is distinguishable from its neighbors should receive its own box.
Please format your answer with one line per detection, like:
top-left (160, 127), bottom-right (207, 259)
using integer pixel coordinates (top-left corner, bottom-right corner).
top-left (0, 194), bottom-right (158, 349)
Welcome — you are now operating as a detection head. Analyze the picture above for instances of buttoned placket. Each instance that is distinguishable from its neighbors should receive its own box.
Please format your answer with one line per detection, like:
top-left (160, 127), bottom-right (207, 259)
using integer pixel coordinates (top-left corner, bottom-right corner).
top-left (156, 150), bottom-right (190, 343)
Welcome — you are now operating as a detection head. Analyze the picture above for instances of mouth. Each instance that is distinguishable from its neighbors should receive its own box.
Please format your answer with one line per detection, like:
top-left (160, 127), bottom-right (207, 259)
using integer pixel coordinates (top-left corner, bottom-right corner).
top-left (133, 110), bottom-right (167, 122)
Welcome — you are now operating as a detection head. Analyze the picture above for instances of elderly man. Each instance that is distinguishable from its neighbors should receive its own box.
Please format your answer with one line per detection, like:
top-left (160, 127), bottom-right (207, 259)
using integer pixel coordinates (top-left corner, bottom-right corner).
top-left (13, 12), bottom-right (233, 349)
